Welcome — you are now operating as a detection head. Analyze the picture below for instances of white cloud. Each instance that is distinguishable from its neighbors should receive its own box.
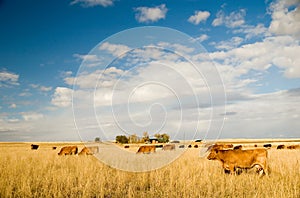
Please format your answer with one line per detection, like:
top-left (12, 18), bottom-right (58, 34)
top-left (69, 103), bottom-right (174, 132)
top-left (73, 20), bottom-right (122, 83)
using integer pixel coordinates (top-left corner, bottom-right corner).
top-left (9, 103), bottom-right (17, 109)
top-left (39, 86), bottom-right (52, 92)
top-left (268, 0), bottom-right (300, 39)
top-left (212, 9), bottom-right (246, 28)
top-left (51, 87), bottom-right (73, 107)
top-left (188, 11), bottom-right (210, 25)
top-left (209, 35), bottom-right (300, 78)
top-left (233, 23), bottom-right (269, 39)
top-left (73, 53), bottom-right (102, 67)
top-left (212, 36), bottom-right (244, 50)
top-left (73, 54), bottom-right (99, 62)
top-left (99, 42), bottom-right (131, 57)
top-left (30, 84), bottom-right (52, 92)
top-left (157, 42), bottom-right (195, 54)
top-left (134, 4), bottom-right (168, 23)
top-left (193, 34), bottom-right (209, 42)
top-left (21, 112), bottom-right (44, 121)
top-left (0, 69), bottom-right (19, 87)
top-left (70, 0), bottom-right (114, 7)
top-left (65, 67), bottom-right (125, 89)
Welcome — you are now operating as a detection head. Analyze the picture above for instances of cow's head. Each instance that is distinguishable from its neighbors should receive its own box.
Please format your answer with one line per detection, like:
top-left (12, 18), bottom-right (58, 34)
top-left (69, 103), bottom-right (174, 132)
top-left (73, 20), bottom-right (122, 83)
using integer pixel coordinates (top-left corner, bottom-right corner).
top-left (207, 148), bottom-right (218, 160)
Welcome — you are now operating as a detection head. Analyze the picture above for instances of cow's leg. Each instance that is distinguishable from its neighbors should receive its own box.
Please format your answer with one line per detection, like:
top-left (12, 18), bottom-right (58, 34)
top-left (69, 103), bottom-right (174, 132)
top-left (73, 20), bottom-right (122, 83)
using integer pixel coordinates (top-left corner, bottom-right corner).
top-left (222, 163), bottom-right (231, 174)
top-left (228, 164), bottom-right (235, 175)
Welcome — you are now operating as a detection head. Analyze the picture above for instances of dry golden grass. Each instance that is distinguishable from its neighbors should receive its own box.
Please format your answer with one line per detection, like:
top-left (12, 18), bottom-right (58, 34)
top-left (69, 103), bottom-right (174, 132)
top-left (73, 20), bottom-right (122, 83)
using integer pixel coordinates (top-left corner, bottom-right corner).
top-left (0, 142), bottom-right (299, 197)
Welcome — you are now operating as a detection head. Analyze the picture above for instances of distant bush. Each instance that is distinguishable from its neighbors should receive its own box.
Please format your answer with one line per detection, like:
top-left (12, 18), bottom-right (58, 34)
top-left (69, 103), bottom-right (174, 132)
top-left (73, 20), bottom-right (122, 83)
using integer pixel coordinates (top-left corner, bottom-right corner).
top-left (116, 135), bottom-right (129, 144)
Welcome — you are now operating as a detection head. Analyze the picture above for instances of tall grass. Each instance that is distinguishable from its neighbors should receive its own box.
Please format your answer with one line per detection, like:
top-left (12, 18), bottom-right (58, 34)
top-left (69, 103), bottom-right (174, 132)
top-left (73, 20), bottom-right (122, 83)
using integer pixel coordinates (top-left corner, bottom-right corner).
top-left (0, 143), bottom-right (299, 197)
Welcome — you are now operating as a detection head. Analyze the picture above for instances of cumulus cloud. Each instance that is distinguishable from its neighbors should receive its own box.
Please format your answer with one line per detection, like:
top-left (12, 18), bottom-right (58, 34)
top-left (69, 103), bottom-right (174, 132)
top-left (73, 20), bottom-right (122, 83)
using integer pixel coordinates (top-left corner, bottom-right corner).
top-left (268, 0), bottom-right (300, 39)
top-left (0, 69), bottom-right (19, 87)
top-left (51, 87), bottom-right (73, 107)
top-left (134, 4), bottom-right (168, 23)
top-left (193, 34), bottom-right (209, 42)
top-left (212, 36), bottom-right (244, 50)
top-left (212, 9), bottom-right (246, 28)
top-left (70, 0), bottom-right (114, 7)
top-left (211, 35), bottom-right (300, 78)
top-left (65, 67), bottom-right (124, 89)
top-left (99, 42), bottom-right (131, 57)
top-left (188, 11), bottom-right (210, 25)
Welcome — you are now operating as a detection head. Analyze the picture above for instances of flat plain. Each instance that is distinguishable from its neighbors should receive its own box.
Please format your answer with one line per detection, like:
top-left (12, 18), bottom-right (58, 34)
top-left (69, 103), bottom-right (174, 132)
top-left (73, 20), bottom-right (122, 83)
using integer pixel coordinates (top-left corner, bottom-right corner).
top-left (0, 141), bottom-right (299, 198)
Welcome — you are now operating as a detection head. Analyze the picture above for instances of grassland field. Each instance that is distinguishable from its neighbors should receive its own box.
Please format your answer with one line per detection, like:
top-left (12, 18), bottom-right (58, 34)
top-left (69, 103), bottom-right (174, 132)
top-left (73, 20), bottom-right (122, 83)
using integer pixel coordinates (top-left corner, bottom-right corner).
top-left (0, 140), bottom-right (299, 198)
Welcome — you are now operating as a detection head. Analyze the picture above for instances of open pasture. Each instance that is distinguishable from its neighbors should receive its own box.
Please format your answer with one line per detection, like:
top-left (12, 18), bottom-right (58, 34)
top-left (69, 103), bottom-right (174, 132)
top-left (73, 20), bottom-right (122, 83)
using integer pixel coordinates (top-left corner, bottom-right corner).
top-left (0, 141), bottom-right (299, 197)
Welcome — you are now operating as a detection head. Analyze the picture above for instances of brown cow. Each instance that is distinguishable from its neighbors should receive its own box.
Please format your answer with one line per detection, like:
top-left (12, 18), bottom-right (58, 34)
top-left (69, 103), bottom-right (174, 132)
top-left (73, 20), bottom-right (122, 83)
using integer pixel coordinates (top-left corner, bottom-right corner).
top-left (163, 144), bottom-right (175, 151)
top-left (277, 144), bottom-right (285, 149)
top-left (210, 143), bottom-right (233, 150)
top-left (79, 146), bottom-right (99, 155)
top-left (287, 145), bottom-right (300, 149)
top-left (136, 145), bottom-right (156, 154)
top-left (207, 147), bottom-right (268, 177)
top-left (58, 146), bottom-right (78, 155)
top-left (233, 145), bottom-right (242, 150)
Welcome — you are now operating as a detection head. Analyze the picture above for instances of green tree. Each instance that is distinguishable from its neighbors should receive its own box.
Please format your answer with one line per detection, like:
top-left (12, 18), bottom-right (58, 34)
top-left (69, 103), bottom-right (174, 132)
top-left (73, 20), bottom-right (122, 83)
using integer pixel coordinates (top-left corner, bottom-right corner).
top-left (154, 133), bottom-right (170, 143)
top-left (94, 137), bottom-right (101, 142)
top-left (116, 135), bottom-right (129, 144)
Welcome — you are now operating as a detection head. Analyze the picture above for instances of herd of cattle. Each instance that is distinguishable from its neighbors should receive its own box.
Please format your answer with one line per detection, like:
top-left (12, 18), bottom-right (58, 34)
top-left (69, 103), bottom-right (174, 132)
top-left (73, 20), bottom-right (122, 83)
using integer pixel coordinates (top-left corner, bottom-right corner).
top-left (30, 144), bottom-right (99, 155)
top-left (30, 142), bottom-right (299, 176)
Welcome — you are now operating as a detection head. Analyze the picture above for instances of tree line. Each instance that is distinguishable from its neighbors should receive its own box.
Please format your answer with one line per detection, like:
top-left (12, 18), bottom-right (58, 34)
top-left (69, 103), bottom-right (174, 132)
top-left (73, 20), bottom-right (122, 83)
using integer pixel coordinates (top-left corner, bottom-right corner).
top-left (116, 132), bottom-right (170, 144)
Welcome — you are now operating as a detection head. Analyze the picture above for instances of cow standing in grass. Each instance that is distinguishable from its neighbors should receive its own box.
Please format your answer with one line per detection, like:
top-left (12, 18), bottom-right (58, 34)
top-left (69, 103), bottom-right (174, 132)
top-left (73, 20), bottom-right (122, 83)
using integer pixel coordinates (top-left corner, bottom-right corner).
top-left (207, 146), bottom-right (268, 177)
top-left (31, 144), bottom-right (39, 150)
top-left (136, 145), bottom-right (156, 154)
top-left (58, 146), bottom-right (78, 155)
top-left (79, 146), bottom-right (99, 155)
top-left (163, 144), bottom-right (175, 151)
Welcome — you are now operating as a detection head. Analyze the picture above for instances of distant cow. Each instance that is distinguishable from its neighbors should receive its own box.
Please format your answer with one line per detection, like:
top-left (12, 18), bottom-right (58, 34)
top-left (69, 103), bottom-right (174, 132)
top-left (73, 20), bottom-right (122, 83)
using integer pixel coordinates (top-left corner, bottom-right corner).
top-left (52, 146), bottom-right (57, 150)
top-left (179, 145), bottom-right (185, 148)
top-left (287, 145), bottom-right (300, 149)
top-left (210, 144), bottom-right (233, 150)
top-left (263, 144), bottom-right (272, 148)
top-left (31, 144), bottom-right (39, 150)
top-left (207, 147), bottom-right (268, 176)
top-left (163, 144), bottom-right (175, 151)
top-left (233, 145), bottom-right (242, 150)
top-left (136, 145), bottom-right (156, 154)
top-left (188, 145), bottom-right (192, 148)
top-left (58, 146), bottom-right (78, 155)
top-left (124, 145), bottom-right (130, 149)
top-left (277, 145), bottom-right (285, 149)
top-left (79, 146), bottom-right (99, 155)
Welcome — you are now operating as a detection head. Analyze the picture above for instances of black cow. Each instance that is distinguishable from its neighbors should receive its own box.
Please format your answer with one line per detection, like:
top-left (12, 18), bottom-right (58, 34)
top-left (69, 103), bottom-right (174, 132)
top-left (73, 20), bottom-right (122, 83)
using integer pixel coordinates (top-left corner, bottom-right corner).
top-left (233, 145), bottom-right (242, 150)
top-left (263, 144), bottom-right (272, 148)
top-left (277, 145), bottom-right (285, 149)
top-left (31, 144), bottom-right (39, 150)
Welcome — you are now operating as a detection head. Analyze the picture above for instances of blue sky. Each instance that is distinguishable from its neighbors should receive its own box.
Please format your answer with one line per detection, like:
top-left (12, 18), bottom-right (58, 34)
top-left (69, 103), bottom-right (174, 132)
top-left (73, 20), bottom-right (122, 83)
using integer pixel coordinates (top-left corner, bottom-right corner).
top-left (0, 0), bottom-right (299, 141)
